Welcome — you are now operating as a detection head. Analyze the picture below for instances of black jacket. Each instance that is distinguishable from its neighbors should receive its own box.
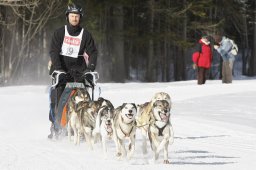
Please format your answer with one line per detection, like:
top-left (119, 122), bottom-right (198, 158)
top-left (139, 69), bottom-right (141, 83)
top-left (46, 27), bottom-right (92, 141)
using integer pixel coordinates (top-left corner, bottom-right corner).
top-left (49, 24), bottom-right (97, 75)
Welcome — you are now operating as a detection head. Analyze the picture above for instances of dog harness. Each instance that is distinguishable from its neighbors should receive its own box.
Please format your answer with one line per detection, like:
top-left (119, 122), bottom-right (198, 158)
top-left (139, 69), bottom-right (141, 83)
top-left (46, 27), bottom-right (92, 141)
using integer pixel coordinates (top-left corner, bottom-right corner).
top-left (119, 117), bottom-right (135, 137)
top-left (119, 124), bottom-right (134, 137)
top-left (153, 122), bottom-right (168, 136)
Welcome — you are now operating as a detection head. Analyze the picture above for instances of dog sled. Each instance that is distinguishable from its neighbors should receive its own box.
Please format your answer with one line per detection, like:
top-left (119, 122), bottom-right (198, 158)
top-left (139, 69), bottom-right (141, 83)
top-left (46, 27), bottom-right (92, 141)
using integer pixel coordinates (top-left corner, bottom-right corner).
top-left (48, 70), bottom-right (100, 139)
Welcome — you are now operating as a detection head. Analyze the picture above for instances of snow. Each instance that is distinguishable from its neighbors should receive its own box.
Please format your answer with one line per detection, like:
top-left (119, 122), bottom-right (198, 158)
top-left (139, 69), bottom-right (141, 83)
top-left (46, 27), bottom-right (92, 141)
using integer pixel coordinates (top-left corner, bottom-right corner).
top-left (0, 79), bottom-right (256, 170)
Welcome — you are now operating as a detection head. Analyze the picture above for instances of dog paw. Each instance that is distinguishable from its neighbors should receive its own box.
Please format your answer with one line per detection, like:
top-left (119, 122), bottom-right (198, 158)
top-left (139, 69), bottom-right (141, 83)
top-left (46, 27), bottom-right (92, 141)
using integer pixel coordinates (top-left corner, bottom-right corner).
top-left (128, 143), bottom-right (132, 151)
top-left (163, 160), bottom-right (170, 164)
top-left (127, 152), bottom-right (133, 160)
top-left (142, 147), bottom-right (148, 154)
top-left (47, 133), bottom-right (53, 139)
top-left (154, 153), bottom-right (159, 160)
top-left (116, 152), bottom-right (122, 157)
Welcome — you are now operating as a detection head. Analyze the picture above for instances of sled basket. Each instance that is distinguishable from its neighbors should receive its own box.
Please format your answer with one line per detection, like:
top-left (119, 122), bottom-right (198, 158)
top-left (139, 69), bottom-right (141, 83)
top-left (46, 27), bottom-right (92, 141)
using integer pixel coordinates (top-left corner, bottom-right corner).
top-left (49, 71), bottom-right (100, 130)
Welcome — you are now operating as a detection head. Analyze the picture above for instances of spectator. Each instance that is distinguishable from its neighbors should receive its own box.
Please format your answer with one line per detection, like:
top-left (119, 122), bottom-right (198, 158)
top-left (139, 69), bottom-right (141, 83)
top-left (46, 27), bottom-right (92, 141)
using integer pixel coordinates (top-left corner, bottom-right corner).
top-left (213, 35), bottom-right (235, 84)
top-left (192, 35), bottom-right (212, 85)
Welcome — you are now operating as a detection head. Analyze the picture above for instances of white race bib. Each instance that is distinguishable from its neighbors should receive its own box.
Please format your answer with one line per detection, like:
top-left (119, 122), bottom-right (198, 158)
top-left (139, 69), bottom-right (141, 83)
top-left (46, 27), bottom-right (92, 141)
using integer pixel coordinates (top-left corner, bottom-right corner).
top-left (60, 25), bottom-right (84, 58)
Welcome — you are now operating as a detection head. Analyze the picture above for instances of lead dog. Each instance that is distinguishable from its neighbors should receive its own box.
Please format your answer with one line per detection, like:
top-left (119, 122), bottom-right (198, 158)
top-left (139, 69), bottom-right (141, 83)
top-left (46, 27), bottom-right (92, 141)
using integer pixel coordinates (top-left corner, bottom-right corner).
top-left (148, 100), bottom-right (174, 164)
top-left (136, 92), bottom-right (172, 154)
top-left (113, 103), bottom-right (137, 160)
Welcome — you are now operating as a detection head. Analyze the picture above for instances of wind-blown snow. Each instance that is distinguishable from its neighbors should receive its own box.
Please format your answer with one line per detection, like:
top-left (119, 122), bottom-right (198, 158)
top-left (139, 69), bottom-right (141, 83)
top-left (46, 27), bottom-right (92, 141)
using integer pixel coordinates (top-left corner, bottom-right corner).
top-left (0, 79), bottom-right (256, 170)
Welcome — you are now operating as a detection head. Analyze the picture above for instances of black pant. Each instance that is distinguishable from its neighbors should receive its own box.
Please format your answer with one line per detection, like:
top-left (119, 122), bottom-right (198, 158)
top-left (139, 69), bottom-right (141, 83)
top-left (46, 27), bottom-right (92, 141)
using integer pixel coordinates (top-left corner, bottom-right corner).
top-left (48, 70), bottom-right (88, 125)
top-left (49, 84), bottom-right (65, 123)
top-left (197, 67), bottom-right (209, 85)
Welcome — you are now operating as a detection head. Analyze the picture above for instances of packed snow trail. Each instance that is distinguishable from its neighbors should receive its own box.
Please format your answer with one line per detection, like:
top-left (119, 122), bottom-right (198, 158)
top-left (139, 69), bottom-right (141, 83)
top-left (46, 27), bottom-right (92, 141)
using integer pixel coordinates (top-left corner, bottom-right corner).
top-left (0, 80), bottom-right (256, 170)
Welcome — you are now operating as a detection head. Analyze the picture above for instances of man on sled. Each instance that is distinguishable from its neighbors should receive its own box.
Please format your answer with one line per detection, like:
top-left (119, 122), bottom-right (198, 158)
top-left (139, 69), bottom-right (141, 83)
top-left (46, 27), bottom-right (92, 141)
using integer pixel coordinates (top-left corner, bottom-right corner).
top-left (48, 3), bottom-right (98, 139)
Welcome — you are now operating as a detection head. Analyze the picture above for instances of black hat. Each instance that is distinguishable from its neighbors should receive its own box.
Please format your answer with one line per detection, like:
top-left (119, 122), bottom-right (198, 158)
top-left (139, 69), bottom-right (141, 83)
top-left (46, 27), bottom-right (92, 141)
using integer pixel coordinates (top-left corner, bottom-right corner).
top-left (65, 3), bottom-right (83, 17)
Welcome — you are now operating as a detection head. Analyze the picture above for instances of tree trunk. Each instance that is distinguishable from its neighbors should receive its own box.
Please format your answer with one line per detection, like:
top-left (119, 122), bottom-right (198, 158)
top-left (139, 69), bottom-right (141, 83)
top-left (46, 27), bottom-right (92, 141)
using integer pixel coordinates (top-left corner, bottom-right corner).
top-left (111, 5), bottom-right (125, 82)
top-left (97, 6), bottom-right (112, 82)
top-left (249, 1), bottom-right (256, 75)
top-left (181, 0), bottom-right (187, 80)
top-left (0, 6), bottom-right (5, 84)
top-left (146, 0), bottom-right (155, 82)
top-left (241, 15), bottom-right (248, 75)
top-left (175, 0), bottom-right (187, 81)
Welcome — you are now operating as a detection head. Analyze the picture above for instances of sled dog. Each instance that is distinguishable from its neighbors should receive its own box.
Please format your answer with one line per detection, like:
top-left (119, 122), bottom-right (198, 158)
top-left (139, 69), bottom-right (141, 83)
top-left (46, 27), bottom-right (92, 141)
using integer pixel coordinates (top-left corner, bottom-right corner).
top-left (136, 92), bottom-right (172, 154)
top-left (113, 103), bottom-right (137, 160)
top-left (152, 92), bottom-right (172, 105)
top-left (97, 105), bottom-right (115, 157)
top-left (148, 100), bottom-right (174, 164)
top-left (137, 92), bottom-right (171, 126)
top-left (66, 88), bottom-right (91, 119)
top-left (93, 98), bottom-right (114, 135)
top-left (65, 88), bottom-right (90, 140)
top-left (67, 101), bottom-right (97, 146)
top-left (67, 97), bottom-right (111, 148)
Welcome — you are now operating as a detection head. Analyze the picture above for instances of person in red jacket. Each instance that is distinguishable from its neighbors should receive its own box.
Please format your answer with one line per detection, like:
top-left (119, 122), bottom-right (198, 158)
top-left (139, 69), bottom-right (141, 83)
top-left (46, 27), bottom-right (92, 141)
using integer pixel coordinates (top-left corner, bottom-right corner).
top-left (192, 35), bottom-right (212, 85)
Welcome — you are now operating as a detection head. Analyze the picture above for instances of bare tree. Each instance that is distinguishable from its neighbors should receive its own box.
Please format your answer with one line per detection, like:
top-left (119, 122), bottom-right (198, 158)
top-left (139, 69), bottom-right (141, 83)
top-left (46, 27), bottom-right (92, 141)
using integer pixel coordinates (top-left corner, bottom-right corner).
top-left (0, 0), bottom-right (65, 84)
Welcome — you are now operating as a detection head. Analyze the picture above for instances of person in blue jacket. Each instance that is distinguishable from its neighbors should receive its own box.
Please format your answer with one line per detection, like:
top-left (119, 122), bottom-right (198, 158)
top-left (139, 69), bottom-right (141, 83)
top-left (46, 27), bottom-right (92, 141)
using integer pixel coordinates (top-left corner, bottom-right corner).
top-left (213, 35), bottom-right (235, 84)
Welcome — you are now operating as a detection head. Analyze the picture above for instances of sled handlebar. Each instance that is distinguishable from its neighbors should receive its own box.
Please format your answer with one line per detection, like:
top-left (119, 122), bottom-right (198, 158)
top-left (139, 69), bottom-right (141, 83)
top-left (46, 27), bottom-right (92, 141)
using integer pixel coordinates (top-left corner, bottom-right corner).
top-left (83, 71), bottom-right (99, 87)
top-left (51, 70), bottom-right (66, 88)
top-left (50, 70), bottom-right (99, 88)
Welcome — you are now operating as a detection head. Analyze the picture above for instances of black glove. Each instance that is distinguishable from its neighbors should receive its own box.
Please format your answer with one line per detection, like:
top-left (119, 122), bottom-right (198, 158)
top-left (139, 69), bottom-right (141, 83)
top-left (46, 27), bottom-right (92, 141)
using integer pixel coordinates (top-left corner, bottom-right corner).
top-left (52, 70), bottom-right (67, 85)
top-left (59, 72), bottom-right (67, 85)
top-left (82, 64), bottom-right (95, 77)
top-left (87, 64), bottom-right (95, 72)
top-left (51, 69), bottom-right (65, 78)
top-left (65, 72), bottom-right (73, 82)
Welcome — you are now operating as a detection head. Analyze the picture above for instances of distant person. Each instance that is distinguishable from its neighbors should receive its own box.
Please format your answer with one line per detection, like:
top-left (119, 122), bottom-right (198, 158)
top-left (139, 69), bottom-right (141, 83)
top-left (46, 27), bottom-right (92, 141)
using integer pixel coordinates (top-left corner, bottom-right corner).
top-left (192, 35), bottom-right (212, 85)
top-left (48, 3), bottom-right (97, 138)
top-left (213, 35), bottom-right (236, 84)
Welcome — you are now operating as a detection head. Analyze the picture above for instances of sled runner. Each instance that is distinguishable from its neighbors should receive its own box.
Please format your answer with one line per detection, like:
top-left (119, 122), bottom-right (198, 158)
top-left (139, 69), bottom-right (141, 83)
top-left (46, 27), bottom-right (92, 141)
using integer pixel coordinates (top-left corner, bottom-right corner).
top-left (48, 70), bottom-right (99, 139)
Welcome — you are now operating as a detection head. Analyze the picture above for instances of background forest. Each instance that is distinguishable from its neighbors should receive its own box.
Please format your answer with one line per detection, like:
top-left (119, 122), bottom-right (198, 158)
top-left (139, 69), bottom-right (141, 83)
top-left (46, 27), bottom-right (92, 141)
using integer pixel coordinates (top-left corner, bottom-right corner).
top-left (0, 0), bottom-right (256, 85)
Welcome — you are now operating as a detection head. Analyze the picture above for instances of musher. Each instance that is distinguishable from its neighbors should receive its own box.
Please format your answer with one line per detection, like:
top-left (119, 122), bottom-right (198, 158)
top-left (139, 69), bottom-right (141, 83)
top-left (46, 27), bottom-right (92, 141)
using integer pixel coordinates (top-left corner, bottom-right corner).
top-left (48, 3), bottom-right (98, 138)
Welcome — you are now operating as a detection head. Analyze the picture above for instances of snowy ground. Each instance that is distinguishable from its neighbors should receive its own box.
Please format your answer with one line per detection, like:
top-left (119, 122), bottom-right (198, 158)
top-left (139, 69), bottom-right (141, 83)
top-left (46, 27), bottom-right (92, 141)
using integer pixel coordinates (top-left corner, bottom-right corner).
top-left (0, 79), bottom-right (256, 170)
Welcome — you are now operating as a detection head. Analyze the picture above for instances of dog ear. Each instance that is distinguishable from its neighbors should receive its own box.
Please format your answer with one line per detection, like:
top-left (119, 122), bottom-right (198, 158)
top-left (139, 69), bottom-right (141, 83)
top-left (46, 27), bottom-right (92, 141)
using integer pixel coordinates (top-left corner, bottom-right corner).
top-left (98, 97), bottom-right (104, 101)
top-left (153, 100), bottom-right (161, 107)
top-left (97, 97), bottom-right (104, 105)
top-left (105, 99), bottom-right (114, 109)
top-left (153, 101), bottom-right (157, 107)
top-left (108, 101), bottom-right (114, 110)
top-left (98, 106), bottom-right (105, 117)
top-left (114, 105), bottom-right (122, 116)
top-left (131, 103), bottom-right (137, 111)
top-left (121, 103), bottom-right (127, 109)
